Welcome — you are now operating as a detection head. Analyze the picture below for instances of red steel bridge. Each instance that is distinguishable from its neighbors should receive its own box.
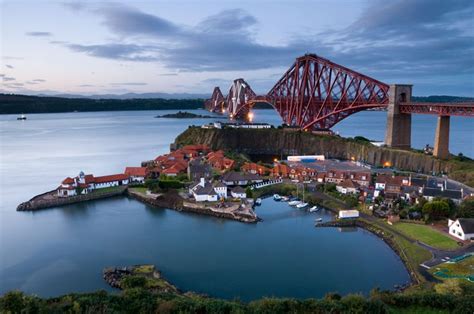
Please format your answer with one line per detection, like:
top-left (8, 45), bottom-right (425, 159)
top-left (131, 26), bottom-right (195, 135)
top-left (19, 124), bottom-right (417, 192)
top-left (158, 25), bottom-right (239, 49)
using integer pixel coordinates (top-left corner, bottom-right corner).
top-left (205, 53), bottom-right (474, 158)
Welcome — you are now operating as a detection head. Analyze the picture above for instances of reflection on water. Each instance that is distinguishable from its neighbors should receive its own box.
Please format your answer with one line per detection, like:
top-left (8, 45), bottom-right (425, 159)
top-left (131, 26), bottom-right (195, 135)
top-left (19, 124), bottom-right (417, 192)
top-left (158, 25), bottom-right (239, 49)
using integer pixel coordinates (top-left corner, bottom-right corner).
top-left (0, 109), bottom-right (455, 300)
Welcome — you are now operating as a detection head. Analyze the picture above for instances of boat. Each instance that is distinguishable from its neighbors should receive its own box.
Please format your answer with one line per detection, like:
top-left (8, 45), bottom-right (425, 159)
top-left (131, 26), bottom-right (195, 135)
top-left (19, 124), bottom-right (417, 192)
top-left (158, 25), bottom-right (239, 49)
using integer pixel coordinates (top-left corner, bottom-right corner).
top-left (17, 114), bottom-right (27, 120)
top-left (314, 218), bottom-right (323, 223)
top-left (273, 194), bottom-right (282, 201)
top-left (288, 200), bottom-right (301, 206)
top-left (296, 202), bottom-right (309, 209)
top-left (309, 206), bottom-right (320, 212)
top-left (255, 198), bottom-right (262, 206)
top-left (281, 196), bottom-right (289, 202)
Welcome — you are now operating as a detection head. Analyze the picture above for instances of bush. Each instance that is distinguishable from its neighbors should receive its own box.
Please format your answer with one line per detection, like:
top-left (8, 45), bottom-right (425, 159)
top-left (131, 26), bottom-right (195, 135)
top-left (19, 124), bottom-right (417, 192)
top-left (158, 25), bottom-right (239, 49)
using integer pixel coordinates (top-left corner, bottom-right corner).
top-left (158, 180), bottom-right (184, 190)
top-left (121, 276), bottom-right (147, 289)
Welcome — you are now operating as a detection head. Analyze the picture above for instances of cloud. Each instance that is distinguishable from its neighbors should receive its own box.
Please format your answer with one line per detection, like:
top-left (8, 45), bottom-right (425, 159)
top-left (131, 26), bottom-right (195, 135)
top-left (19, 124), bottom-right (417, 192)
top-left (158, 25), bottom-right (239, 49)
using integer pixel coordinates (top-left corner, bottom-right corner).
top-left (110, 82), bottom-right (147, 86)
top-left (66, 43), bottom-right (159, 61)
top-left (159, 73), bottom-right (178, 76)
top-left (60, 1), bottom-right (473, 95)
top-left (32, 79), bottom-right (46, 82)
top-left (3, 76), bottom-right (15, 81)
top-left (79, 84), bottom-right (95, 87)
top-left (26, 31), bottom-right (52, 37)
top-left (5, 64), bottom-right (14, 69)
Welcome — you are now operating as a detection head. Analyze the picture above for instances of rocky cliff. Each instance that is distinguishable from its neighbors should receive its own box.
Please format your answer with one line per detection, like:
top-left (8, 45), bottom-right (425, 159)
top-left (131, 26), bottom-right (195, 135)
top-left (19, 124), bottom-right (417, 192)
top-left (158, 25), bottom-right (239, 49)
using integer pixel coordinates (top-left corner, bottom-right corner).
top-left (174, 127), bottom-right (474, 187)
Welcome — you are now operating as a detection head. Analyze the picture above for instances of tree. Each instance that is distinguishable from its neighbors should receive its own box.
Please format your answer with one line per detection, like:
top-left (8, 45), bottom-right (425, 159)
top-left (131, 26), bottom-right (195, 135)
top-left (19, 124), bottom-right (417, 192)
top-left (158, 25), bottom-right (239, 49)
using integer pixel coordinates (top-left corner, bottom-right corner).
top-left (422, 201), bottom-right (450, 221)
top-left (245, 187), bottom-right (253, 198)
top-left (457, 197), bottom-right (474, 218)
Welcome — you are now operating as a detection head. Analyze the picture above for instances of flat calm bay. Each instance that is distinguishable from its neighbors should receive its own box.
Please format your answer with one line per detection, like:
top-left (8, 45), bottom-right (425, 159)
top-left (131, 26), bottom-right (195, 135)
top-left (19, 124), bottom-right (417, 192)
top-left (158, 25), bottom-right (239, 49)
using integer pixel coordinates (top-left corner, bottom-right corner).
top-left (2, 109), bottom-right (470, 300)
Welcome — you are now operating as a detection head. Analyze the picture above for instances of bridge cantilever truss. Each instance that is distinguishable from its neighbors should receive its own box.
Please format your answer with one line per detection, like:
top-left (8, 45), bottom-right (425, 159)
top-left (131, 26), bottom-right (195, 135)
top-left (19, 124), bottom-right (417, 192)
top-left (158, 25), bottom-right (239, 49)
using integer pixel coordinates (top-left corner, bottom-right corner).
top-left (205, 53), bottom-right (474, 129)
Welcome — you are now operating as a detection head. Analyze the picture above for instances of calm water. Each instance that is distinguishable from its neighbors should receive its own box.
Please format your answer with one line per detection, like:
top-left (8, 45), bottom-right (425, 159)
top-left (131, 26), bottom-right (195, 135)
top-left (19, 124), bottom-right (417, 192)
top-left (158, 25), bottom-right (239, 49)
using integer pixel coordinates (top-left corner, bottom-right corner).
top-left (0, 109), bottom-right (470, 300)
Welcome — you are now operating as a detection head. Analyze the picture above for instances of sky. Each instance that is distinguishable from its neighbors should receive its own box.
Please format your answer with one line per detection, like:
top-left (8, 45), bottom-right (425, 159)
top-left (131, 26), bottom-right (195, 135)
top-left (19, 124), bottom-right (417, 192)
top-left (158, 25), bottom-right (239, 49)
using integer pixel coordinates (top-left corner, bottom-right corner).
top-left (1, 0), bottom-right (473, 96)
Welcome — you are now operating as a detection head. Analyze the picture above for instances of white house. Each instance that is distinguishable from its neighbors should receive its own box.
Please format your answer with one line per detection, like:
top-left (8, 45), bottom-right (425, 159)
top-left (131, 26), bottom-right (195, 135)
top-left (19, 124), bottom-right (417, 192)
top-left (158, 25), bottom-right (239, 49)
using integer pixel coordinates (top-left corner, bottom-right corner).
top-left (448, 218), bottom-right (474, 241)
top-left (93, 174), bottom-right (129, 189)
top-left (336, 179), bottom-right (360, 195)
top-left (57, 171), bottom-right (129, 197)
top-left (189, 178), bottom-right (222, 202)
top-left (213, 181), bottom-right (228, 199)
top-left (231, 186), bottom-right (247, 199)
top-left (57, 171), bottom-right (93, 197)
top-left (125, 167), bottom-right (147, 183)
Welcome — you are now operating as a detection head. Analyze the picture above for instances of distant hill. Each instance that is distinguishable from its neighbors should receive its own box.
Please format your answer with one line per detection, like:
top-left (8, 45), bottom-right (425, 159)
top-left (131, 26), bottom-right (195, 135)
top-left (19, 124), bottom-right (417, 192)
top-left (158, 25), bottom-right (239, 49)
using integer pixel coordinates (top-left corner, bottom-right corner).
top-left (411, 95), bottom-right (474, 103)
top-left (1, 93), bottom-right (472, 114)
top-left (38, 92), bottom-right (210, 100)
top-left (0, 93), bottom-right (205, 114)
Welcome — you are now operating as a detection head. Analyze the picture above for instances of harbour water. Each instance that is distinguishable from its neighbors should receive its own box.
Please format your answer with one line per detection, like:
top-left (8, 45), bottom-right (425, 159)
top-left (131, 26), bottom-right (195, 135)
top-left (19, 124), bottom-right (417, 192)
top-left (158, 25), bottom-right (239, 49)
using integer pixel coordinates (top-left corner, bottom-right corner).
top-left (0, 109), bottom-right (470, 300)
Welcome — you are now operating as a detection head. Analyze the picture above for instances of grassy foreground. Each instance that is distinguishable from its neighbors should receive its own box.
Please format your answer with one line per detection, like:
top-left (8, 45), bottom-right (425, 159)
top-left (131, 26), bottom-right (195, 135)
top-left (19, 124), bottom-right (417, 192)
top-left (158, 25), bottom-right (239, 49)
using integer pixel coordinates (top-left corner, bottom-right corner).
top-left (2, 288), bottom-right (474, 314)
top-left (391, 223), bottom-right (459, 250)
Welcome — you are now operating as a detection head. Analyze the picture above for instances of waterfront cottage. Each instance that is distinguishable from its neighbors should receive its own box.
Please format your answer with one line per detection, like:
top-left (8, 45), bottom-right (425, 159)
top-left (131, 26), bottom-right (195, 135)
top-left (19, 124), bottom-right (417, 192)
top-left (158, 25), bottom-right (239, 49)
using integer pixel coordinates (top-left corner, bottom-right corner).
top-left (124, 167), bottom-right (147, 183)
top-left (189, 178), bottom-right (223, 202)
top-left (57, 171), bottom-right (128, 197)
top-left (448, 218), bottom-right (474, 241)
top-left (93, 174), bottom-right (129, 188)
top-left (230, 186), bottom-right (247, 199)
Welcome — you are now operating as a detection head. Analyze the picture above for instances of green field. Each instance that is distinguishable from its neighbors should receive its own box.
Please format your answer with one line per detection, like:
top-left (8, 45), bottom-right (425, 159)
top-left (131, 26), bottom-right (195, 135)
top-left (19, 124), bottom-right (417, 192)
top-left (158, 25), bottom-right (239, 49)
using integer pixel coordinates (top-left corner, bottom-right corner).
top-left (392, 222), bottom-right (459, 250)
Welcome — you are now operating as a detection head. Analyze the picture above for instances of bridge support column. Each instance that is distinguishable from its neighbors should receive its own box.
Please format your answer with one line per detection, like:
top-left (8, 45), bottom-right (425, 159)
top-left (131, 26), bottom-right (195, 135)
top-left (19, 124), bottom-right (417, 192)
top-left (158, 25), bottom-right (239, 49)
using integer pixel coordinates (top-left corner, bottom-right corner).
top-left (385, 84), bottom-right (412, 149)
top-left (433, 115), bottom-right (450, 159)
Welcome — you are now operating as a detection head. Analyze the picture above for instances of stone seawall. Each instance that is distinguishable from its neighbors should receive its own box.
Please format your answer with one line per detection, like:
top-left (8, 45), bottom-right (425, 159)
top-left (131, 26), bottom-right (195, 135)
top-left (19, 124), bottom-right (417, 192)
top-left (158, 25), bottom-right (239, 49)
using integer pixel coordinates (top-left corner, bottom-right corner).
top-left (17, 186), bottom-right (127, 211)
top-left (127, 190), bottom-right (258, 223)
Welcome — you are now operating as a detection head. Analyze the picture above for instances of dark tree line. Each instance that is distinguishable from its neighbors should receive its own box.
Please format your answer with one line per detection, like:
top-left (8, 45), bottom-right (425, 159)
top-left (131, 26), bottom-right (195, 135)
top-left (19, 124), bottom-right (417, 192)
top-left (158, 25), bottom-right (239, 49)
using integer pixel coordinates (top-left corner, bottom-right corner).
top-left (0, 94), bottom-right (205, 114)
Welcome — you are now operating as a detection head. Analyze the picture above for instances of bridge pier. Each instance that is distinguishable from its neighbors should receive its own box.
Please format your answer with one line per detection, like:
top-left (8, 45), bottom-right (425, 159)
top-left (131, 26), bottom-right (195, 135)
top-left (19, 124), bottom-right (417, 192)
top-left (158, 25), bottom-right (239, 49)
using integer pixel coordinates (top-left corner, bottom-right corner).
top-left (433, 115), bottom-right (450, 159)
top-left (385, 84), bottom-right (412, 149)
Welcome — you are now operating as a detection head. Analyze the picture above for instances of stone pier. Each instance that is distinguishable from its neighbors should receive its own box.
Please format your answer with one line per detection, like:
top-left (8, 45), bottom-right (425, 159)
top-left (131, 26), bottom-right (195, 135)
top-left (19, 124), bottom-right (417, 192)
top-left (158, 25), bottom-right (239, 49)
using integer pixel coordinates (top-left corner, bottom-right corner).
top-left (433, 115), bottom-right (450, 159)
top-left (385, 84), bottom-right (412, 149)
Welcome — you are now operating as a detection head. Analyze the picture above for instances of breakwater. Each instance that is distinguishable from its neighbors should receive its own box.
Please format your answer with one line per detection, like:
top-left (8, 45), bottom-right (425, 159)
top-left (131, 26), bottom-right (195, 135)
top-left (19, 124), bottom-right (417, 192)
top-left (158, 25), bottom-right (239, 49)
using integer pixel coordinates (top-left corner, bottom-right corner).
top-left (127, 189), bottom-right (259, 223)
top-left (16, 186), bottom-right (127, 211)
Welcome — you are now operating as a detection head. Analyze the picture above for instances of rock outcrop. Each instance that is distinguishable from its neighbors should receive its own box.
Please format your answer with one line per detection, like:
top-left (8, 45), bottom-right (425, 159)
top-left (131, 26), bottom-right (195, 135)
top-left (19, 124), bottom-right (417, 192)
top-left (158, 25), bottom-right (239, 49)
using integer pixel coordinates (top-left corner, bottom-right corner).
top-left (174, 127), bottom-right (474, 187)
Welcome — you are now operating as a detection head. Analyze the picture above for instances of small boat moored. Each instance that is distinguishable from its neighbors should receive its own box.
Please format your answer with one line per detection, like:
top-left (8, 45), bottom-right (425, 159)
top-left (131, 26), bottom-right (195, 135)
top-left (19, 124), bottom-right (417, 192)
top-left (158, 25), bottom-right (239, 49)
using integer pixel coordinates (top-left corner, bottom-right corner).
top-left (296, 202), bottom-right (309, 209)
top-left (309, 206), bottom-right (320, 212)
top-left (17, 114), bottom-right (27, 120)
top-left (288, 200), bottom-right (301, 206)
top-left (273, 194), bottom-right (282, 201)
top-left (314, 218), bottom-right (323, 223)
top-left (255, 198), bottom-right (262, 206)
top-left (281, 196), bottom-right (289, 202)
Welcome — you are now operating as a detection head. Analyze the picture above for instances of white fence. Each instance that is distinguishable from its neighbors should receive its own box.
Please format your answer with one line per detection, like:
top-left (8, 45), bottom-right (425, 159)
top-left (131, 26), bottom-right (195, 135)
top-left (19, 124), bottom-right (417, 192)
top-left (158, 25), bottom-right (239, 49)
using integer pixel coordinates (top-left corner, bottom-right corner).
top-left (250, 178), bottom-right (283, 190)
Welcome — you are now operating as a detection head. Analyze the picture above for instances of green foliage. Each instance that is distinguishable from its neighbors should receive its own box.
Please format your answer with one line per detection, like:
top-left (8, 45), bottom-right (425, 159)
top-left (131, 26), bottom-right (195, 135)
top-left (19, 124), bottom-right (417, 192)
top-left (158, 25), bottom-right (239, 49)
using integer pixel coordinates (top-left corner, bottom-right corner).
top-left (158, 180), bottom-right (184, 190)
top-left (0, 93), bottom-right (204, 114)
top-left (457, 197), bottom-right (474, 218)
top-left (2, 289), bottom-right (474, 313)
top-left (324, 183), bottom-right (337, 193)
top-left (144, 179), bottom-right (161, 193)
top-left (422, 201), bottom-right (451, 221)
top-left (121, 276), bottom-right (147, 289)
top-left (245, 187), bottom-right (253, 198)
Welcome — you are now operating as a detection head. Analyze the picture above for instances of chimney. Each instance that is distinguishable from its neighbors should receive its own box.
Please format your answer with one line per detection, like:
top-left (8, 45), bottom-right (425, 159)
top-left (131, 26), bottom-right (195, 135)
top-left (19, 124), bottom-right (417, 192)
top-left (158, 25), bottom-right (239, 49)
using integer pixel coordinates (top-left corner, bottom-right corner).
top-left (200, 177), bottom-right (205, 187)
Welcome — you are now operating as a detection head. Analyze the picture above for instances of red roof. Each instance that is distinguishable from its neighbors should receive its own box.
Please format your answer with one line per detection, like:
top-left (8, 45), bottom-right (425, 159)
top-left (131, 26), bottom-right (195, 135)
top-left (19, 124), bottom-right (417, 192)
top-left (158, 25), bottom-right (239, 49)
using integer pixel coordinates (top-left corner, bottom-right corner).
top-left (62, 177), bottom-right (74, 184)
top-left (94, 174), bottom-right (128, 183)
top-left (125, 167), bottom-right (146, 177)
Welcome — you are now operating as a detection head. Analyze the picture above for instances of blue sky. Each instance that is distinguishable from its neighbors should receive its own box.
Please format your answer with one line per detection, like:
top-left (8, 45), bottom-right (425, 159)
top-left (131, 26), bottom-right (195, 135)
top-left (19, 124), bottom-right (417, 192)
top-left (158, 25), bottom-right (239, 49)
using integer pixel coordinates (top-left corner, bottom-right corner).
top-left (1, 0), bottom-right (473, 96)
